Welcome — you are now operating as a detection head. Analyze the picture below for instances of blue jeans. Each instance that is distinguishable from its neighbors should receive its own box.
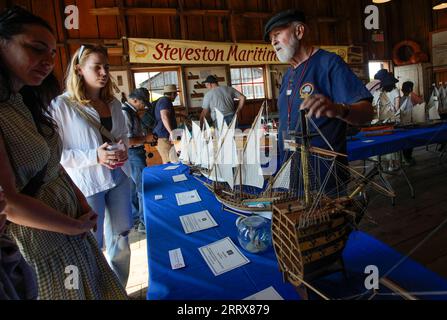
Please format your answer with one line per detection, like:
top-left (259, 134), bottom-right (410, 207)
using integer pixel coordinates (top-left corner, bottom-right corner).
top-left (224, 113), bottom-right (235, 126)
top-left (86, 168), bottom-right (132, 287)
top-left (214, 113), bottom-right (235, 131)
top-left (128, 147), bottom-right (147, 225)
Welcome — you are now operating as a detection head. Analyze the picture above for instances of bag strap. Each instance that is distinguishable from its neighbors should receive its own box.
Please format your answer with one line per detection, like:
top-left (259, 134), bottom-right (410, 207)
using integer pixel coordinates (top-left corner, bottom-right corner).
top-left (68, 99), bottom-right (117, 143)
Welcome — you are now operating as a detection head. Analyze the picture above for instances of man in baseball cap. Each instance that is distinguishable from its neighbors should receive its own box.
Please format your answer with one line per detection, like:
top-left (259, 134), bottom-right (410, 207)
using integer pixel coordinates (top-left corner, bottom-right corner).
top-left (202, 75), bottom-right (218, 84)
top-left (199, 74), bottom-right (246, 130)
top-left (263, 8), bottom-right (374, 197)
top-left (153, 84), bottom-right (179, 164)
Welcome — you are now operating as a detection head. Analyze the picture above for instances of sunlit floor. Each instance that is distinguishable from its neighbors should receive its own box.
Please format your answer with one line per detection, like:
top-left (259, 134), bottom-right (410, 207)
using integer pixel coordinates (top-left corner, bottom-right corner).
top-left (126, 230), bottom-right (148, 300)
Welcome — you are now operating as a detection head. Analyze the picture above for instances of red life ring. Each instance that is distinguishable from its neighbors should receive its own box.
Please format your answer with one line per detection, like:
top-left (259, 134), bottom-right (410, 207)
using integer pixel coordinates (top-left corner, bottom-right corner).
top-left (392, 40), bottom-right (426, 66)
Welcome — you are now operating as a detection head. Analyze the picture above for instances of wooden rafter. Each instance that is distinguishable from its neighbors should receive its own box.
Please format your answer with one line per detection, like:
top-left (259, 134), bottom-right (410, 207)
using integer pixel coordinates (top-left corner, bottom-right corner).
top-left (88, 6), bottom-right (272, 18)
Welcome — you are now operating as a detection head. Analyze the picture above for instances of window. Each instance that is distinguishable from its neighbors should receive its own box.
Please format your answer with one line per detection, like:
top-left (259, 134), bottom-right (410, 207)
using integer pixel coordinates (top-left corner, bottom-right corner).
top-left (230, 67), bottom-right (266, 100)
top-left (133, 68), bottom-right (182, 106)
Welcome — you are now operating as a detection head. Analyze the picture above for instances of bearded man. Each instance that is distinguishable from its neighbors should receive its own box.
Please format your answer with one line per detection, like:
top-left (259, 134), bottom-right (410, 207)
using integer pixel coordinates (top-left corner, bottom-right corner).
top-left (264, 9), bottom-right (374, 193)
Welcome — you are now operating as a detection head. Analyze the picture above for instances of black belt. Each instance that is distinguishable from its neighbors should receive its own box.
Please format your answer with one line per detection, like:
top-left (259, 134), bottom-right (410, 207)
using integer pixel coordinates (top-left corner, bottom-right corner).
top-left (129, 145), bottom-right (145, 150)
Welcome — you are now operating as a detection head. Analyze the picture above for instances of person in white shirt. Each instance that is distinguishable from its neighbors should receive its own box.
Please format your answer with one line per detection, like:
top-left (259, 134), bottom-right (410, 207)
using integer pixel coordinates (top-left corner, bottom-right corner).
top-left (50, 45), bottom-right (132, 287)
top-left (372, 72), bottom-right (401, 123)
top-left (372, 72), bottom-right (401, 171)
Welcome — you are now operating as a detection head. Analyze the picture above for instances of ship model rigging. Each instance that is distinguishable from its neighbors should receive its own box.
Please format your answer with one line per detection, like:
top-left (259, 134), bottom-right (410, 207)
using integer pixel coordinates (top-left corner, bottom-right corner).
top-left (178, 102), bottom-right (396, 299)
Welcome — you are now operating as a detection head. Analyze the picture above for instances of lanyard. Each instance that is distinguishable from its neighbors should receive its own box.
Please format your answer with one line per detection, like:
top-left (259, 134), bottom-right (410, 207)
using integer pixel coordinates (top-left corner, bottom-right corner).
top-left (287, 47), bottom-right (314, 129)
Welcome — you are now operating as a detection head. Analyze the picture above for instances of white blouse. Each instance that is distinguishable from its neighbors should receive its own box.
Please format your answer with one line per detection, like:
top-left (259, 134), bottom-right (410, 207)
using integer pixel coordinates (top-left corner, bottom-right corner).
top-left (49, 93), bottom-right (131, 197)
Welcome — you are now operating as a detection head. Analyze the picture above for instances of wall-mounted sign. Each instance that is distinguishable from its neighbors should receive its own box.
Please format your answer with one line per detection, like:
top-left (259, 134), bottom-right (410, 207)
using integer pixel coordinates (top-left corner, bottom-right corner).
top-left (129, 38), bottom-right (280, 65)
top-left (129, 38), bottom-right (362, 65)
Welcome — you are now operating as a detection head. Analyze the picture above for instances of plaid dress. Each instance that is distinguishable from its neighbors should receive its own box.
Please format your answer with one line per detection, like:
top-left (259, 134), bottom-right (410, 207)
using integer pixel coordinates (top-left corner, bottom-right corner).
top-left (0, 91), bottom-right (127, 300)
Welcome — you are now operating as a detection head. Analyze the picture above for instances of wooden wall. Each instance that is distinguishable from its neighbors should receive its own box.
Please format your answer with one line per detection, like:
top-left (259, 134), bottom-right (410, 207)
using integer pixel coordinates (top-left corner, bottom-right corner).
top-left (1, 0), bottom-right (447, 106)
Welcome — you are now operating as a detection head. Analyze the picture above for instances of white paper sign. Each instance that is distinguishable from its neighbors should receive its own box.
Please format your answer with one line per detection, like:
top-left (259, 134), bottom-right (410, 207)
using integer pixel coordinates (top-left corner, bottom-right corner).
top-left (175, 190), bottom-right (202, 206)
top-left (243, 286), bottom-right (284, 300)
top-left (164, 165), bottom-right (180, 171)
top-left (180, 210), bottom-right (218, 234)
top-left (199, 237), bottom-right (250, 276)
top-left (155, 195), bottom-right (163, 200)
top-left (169, 248), bottom-right (186, 270)
top-left (172, 174), bottom-right (188, 183)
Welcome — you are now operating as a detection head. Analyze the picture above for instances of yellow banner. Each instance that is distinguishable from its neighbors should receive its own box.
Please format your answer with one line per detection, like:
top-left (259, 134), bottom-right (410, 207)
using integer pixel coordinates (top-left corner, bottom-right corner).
top-left (129, 38), bottom-right (281, 65)
top-left (128, 38), bottom-right (359, 65)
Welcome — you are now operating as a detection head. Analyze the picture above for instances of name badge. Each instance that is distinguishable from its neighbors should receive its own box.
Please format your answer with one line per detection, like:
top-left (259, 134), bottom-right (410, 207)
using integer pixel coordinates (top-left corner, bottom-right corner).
top-left (286, 89), bottom-right (292, 96)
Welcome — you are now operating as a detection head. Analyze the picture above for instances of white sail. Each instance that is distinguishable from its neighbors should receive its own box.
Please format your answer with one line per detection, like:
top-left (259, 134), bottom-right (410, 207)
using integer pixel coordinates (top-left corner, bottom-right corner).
top-left (186, 127), bottom-right (194, 163)
top-left (178, 127), bottom-right (190, 163)
top-left (211, 115), bottom-right (237, 189)
top-left (428, 84), bottom-right (441, 120)
top-left (191, 121), bottom-right (202, 165)
top-left (201, 120), bottom-right (213, 169)
top-left (234, 107), bottom-right (265, 189)
top-left (215, 108), bottom-right (225, 135)
top-left (272, 157), bottom-right (292, 190)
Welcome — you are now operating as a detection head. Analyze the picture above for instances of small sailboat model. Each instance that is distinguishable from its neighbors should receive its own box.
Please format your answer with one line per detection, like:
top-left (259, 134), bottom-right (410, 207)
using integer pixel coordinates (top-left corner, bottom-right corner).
top-left (203, 102), bottom-right (287, 216)
top-left (270, 110), bottom-right (395, 298)
top-left (178, 101), bottom-right (278, 215)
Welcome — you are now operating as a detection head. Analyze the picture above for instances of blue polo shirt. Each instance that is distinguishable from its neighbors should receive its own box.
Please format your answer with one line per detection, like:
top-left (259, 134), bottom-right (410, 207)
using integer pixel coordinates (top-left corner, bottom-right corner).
top-left (154, 96), bottom-right (177, 139)
top-left (277, 49), bottom-right (372, 193)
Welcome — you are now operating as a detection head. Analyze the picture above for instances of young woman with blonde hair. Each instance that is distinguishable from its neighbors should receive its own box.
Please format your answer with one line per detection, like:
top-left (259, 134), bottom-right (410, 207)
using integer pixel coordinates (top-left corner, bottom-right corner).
top-left (50, 44), bottom-right (133, 287)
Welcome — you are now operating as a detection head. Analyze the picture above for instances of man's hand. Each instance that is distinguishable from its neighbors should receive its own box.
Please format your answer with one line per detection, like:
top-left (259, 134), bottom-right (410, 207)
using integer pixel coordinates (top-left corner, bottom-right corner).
top-left (300, 94), bottom-right (342, 119)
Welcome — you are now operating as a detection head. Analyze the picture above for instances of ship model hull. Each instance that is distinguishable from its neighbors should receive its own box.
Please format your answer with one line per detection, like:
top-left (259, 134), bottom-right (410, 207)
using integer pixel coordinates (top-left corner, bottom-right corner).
top-left (271, 196), bottom-right (356, 288)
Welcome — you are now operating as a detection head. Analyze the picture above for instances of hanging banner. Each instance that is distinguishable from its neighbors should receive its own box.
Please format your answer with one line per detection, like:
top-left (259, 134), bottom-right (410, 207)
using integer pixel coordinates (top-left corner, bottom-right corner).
top-left (128, 38), bottom-right (361, 65)
top-left (129, 38), bottom-right (281, 65)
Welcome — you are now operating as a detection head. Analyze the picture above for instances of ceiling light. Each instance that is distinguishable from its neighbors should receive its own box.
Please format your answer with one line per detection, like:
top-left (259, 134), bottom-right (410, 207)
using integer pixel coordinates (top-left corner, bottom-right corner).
top-left (433, 1), bottom-right (447, 10)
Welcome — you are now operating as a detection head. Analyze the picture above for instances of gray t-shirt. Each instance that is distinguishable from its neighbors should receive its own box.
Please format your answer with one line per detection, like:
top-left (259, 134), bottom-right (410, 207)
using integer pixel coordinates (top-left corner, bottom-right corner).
top-left (202, 86), bottom-right (243, 120)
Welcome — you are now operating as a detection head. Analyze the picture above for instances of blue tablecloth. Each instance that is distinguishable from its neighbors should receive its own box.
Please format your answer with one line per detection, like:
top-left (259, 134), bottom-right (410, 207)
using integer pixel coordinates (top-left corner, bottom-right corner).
top-left (347, 123), bottom-right (447, 161)
top-left (143, 164), bottom-right (447, 300)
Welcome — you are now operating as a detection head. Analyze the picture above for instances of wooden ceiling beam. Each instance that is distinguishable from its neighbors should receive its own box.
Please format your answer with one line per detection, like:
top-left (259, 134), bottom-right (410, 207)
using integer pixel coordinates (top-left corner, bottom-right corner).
top-left (89, 7), bottom-right (272, 18)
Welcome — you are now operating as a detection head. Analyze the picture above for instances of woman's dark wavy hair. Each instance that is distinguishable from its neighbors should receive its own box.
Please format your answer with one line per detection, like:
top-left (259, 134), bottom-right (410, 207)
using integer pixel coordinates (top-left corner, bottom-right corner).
top-left (0, 5), bottom-right (59, 137)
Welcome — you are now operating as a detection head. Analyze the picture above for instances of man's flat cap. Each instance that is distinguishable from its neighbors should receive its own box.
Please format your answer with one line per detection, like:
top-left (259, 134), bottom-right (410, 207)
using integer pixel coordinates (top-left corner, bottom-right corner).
top-left (263, 9), bottom-right (306, 42)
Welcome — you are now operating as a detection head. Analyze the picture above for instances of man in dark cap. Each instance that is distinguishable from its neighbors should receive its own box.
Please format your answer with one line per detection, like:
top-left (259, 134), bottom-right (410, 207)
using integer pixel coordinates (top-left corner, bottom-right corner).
top-left (372, 72), bottom-right (400, 122)
top-left (264, 9), bottom-right (374, 193)
top-left (366, 69), bottom-right (389, 94)
top-left (199, 75), bottom-right (246, 130)
top-left (122, 87), bottom-right (149, 233)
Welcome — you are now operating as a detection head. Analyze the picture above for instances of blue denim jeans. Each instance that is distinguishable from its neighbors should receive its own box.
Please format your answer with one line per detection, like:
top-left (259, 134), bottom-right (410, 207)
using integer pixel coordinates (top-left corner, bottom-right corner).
top-left (224, 113), bottom-right (235, 126)
top-left (86, 168), bottom-right (132, 287)
top-left (128, 147), bottom-right (147, 225)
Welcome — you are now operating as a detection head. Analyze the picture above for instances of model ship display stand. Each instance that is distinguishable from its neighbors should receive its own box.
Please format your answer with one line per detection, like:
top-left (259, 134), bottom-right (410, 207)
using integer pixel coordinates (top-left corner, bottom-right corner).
top-left (271, 110), bottom-right (395, 300)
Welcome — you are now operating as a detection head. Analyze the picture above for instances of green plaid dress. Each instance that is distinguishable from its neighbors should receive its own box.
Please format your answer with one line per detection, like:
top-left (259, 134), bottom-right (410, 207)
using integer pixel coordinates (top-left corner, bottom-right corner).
top-left (0, 92), bottom-right (128, 300)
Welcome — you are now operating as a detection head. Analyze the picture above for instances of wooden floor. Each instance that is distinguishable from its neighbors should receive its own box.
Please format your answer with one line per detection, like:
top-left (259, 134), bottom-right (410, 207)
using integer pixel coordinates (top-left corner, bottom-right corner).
top-left (357, 145), bottom-right (447, 278)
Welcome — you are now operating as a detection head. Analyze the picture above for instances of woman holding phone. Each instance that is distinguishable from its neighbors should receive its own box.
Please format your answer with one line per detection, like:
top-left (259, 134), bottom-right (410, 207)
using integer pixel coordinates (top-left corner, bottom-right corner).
top-left (50, 44), bottom-right (132, 287)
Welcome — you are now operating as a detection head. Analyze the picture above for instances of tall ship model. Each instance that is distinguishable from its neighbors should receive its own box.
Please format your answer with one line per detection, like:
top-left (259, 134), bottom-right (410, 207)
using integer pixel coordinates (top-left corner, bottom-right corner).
top-left (179, 104), bottom-right (395, 298)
